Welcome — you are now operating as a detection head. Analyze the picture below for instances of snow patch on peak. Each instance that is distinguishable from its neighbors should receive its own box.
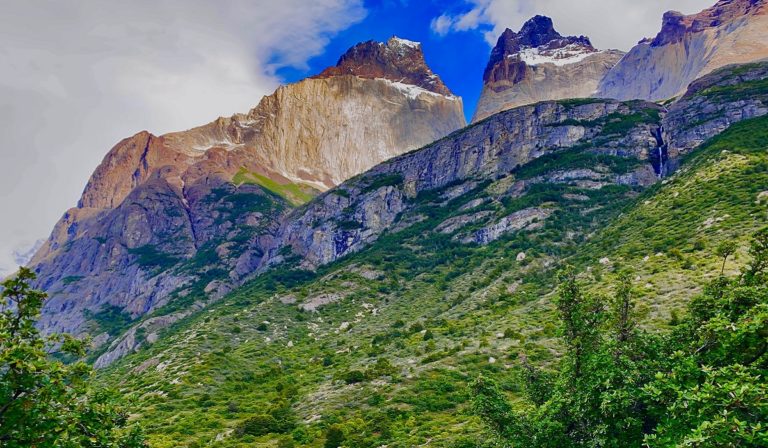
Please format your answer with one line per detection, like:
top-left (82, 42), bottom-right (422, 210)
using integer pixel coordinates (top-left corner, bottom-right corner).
top-left (515, 44), bottom-right (598, 67)
top-left (382, 79), bottom-right (457, 101)
top-left (389, 37), bottom-right (420, 49)
top-left (190, 138), bottom-right (244, 153)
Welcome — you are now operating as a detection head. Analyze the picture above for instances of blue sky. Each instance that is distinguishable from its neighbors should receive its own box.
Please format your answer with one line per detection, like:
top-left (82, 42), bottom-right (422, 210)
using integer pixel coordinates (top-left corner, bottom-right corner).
top-left (277, 0), bottom-right (492, 122)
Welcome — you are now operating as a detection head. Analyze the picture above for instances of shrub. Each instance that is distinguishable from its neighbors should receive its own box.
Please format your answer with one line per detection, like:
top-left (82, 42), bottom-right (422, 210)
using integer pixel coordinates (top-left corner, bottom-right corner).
top-left (342, 370), bottom-right (367, 384)
top-left (236, 414), bottom-right (280, 437)
top-left (472, 229), bottom-right (768, 447)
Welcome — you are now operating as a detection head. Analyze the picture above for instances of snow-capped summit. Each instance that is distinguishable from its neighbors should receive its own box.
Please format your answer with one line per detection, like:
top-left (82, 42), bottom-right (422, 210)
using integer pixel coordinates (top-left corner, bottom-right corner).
top-left (472, 16), bottom-right (624, 123)
top-left (313, 36), bottom-right (453, 96)
top-left (389, 36), bottom-right (420, 49)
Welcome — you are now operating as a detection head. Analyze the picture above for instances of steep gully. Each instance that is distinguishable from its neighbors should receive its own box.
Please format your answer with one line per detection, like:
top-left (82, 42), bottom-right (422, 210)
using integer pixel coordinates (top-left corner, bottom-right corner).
top-left (652, 124), bottom-right (668, 178)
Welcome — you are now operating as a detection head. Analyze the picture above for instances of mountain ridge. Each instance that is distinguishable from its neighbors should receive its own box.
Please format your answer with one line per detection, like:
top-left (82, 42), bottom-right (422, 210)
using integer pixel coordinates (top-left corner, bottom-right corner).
top-left (93, 62), bottom-right (768, 447)
top-left (91, 62), bottom-right (768, 368)
top-left (29, 37), bottom-right (465, 338)
top-left (597, 0), bottom-right (768, 101)
top-left (472, 16), bottom-right (624, 123)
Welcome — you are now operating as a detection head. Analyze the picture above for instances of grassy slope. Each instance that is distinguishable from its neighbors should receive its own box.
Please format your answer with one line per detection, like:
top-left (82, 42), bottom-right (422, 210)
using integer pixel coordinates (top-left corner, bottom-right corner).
top-left (99, 117), bottom-right (768, 448)
top-left (233, 168), bottom-right (319, 206)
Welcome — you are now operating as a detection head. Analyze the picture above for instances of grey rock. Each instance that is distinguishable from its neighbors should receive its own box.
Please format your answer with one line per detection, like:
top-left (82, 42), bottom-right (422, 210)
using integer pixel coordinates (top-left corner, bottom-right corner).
top-left (461, 208), bottom-right (552, 245)
top-left (664, 62), bottom-right (768, 158)
top-left (243, 99), bottom-right (663, 274)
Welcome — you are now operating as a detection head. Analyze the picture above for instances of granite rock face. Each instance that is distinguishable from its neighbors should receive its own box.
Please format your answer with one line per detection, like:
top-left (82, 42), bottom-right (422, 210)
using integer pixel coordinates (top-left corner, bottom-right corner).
top-left (29, 38), bottom-right (465, 338)
top-left (597, 0), bottom-right (768, 101)
top-left (248, 61), bottom-right (768, 275)
top-left (473, 16), bottom-right (624, 123)
top-left (663, 62), bottom-right (768, 160)
top-left (460, 208), bottom-right (552, 245)
top-left (245, 99), bottom-right (664, 273)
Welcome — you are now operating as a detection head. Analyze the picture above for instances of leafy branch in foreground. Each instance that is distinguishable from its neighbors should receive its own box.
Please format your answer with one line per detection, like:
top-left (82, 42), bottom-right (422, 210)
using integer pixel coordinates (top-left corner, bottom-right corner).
top-left (0, 267), bottom-right (146, 448)
top-left (473, 228), bottom-right (768, 447)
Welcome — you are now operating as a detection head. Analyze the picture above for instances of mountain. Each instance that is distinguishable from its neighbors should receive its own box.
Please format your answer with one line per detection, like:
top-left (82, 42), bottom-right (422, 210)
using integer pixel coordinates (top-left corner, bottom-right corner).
top-left (597, 0), bottom-right (768, 101)
top-left (28, 37), bottom-right (465, 341)
top-left (95, 62), bottom-right (768, 447)
top-left (472, 16), bottom-right (624, 123)
top-left (313, 37), bottom-right (453, 96)
top-left (240, 62), bottom-right (768, 277)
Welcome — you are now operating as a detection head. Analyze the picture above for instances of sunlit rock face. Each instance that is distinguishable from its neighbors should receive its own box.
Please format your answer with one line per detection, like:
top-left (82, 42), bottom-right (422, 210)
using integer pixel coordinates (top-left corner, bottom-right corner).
top-left (29, 36), bottom-right (465, 337)
top-left (472, 16), bottom-right (624, 123)
top-left (248, 98), bottom-right (665, 274)
top-left (597, 0), bottom-right (768, 102)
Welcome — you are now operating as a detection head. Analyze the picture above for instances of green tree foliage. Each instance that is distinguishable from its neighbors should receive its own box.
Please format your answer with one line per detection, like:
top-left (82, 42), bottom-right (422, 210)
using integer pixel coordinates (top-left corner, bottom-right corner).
top-left (716, 240), bottom-right (737, 274)
top-left (473, 229), bottom-right (768, 447)
top-left (0, 268), bottom-right (146, 447)
top-left (236, 414), bottom-right (280, 437)
top-left (324, 424), bottom-right (345, 448)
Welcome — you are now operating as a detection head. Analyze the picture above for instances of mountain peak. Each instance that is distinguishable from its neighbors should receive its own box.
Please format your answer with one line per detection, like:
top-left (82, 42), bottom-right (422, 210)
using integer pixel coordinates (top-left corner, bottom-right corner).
top-left (313, 37), bottom-right (452, 96)
top-left (484, 16), bottom-right (596, 82)
top-left (473, 15), bottom-right (623, 122)
top-left (651, 0), bottom-right (766, 46)
top-left (517, 15), bottom-right (561, 47)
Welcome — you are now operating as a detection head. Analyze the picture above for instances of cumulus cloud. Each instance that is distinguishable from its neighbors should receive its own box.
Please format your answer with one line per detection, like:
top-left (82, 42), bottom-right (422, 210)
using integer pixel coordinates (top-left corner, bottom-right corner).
top-left (431, 0), bottom-right (716, 49)
top-left (0, 0), bottom-right (365, 276)
top-left (430, 14), bottom-right (454, 36)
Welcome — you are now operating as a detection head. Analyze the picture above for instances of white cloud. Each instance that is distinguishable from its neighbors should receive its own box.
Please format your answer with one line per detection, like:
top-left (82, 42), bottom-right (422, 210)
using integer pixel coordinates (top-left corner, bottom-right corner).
top-left (0, 0), bottom-right (365, 276)
top-left (431, 0), bottom-right (716, 50)
top-left (430, 14), bottom-right (455, 36)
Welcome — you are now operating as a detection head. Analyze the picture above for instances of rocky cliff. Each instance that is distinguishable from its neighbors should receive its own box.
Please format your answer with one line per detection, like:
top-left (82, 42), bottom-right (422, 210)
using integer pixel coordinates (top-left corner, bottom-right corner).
top-left (30, 37), bottom-right (465, 339)
top-left (472, 16), bottom-right (624, 123)
top-left (90, 61), bottom-right (768, 368)
top-left (663, 62), bottom-right (768, 162)
top-left (597, 0), bottom-right (768, 101)
top-left (244, 98), bottom-right (664, 273)
top-left (244, 61), bottom-right (768, 278)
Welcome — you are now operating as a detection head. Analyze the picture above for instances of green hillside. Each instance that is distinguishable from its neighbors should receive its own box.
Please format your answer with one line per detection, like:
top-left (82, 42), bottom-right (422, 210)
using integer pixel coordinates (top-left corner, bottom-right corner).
top-left (93, 113), bottom-right (768, 447)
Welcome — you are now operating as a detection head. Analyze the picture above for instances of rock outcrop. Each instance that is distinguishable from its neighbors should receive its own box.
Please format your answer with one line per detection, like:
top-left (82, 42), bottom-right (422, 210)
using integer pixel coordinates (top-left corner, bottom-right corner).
top-left (245, 98), bottom-right (664, 272)
top-left (663, 62), bottom-right (768, 160)
top-left (597, 0), bottom-right (768, 101)
top-left (472, 16), bottom-right (624, 123)
top-left (30, 37), bottom-right (465, 338)
top-left (247, 60), bottom-right (768, 275)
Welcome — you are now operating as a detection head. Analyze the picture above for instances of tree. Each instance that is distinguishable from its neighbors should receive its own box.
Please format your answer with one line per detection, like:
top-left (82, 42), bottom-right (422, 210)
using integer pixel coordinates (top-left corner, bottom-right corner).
top-left (744, 227), bottom-right (768, 282)
top-left (472, 228), bottom-right (768, 447)
top-left (554, 267), bottom-right (604, 378)
top-left (324, 424), bottom-right (345, 448)
top-left (0, 267), bottom-right (145, 447)
top-left (715, 240), bottom-right (737, 275)
top-left (609, 272), bottom-right (636, 346)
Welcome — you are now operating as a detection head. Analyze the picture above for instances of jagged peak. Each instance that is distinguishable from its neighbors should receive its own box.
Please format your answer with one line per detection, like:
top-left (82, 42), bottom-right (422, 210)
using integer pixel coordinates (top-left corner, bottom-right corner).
top-left (312, 37), bottom-right (453, 96)
top-left (650, 0), bottom-right (766, 46)
top-left (483, 16), bottom-right (596, 81)
top-left (518, 15), bottom-right (563, 47)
